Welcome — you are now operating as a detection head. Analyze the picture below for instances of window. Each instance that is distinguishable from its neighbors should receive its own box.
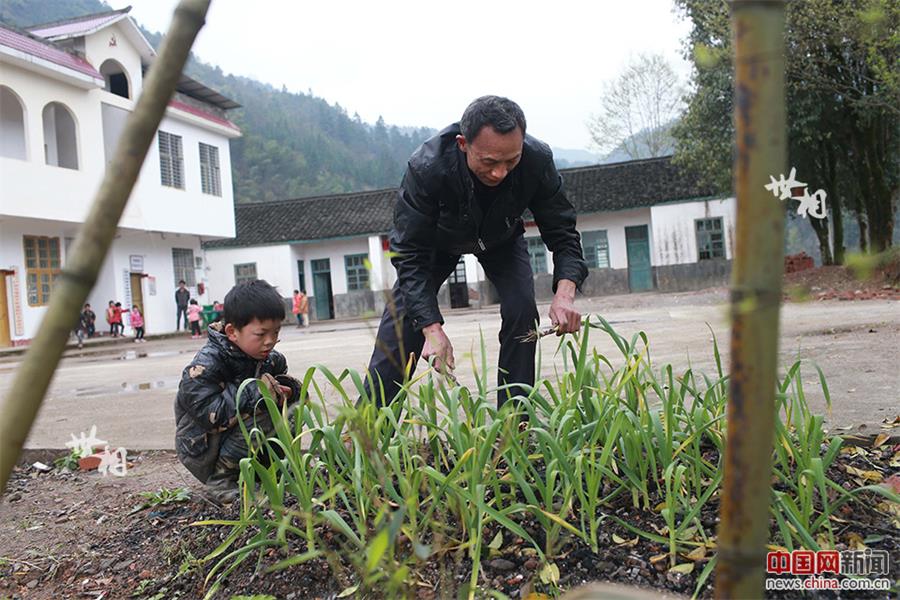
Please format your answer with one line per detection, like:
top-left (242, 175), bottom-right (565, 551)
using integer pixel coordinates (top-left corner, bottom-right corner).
top-left (527, 237), bottom-right (548, 274)
top-left (582, 230), bottom-right (610, 269)
top-left (696, 217), bottom-right (725, 260)
top-left (171, 248), bottom-right (195, 286)
top-left (234, 263), bottom-right (257, 285)
top-left (449, 257), bottom-right (467, 283)
top-left (42, 102), bottom-right (78, 169)
top-left (0, 86), bottom-right (26, 160)
top-left (23, 236), bottom-right (61, 306)
top-left (100, 59), bottom-right (129, 99)
top-left (199, 143), bottom-right (222, 196)
top-left (158, 131), bottom-right (184, 189)
top-left (345, 254), bottom-right (370, 291)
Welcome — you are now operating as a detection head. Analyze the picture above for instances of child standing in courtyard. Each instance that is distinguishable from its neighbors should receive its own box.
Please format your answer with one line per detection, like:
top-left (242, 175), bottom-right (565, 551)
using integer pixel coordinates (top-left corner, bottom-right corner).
top-left (130, 304), bottom-right (145, 343)
top-left (188, 298), bottom-right (203, 339)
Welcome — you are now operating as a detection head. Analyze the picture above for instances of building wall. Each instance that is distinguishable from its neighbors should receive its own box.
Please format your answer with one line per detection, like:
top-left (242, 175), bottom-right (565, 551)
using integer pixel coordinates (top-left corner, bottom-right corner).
top-left (650, 197), bottom-right (736, 266)
top-left (203, 244), bottom-right (294, 302)
top-left (0, 216), bottom-right (206, 342)
top-left (0, 41), bottom-right (238, 238)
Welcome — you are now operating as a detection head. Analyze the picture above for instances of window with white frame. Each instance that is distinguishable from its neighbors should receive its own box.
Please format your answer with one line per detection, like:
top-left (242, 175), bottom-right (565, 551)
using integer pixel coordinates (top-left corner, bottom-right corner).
top-left (234, 263), bottom-right (257, 285)
top-left (171, 248), bottom-right (195, 286)
top-left (527, 237), bottom-right (548, 274)
top-left (199, 142), bottom-right (222, 196)
top-left (158, 131), bottom-right (184, 189)
top-left (695, 217), bottom-right (725, 260)
top-left (582, 230), bottom-right (610, 269)
top-left (345, 254), bottom-right (370, 291)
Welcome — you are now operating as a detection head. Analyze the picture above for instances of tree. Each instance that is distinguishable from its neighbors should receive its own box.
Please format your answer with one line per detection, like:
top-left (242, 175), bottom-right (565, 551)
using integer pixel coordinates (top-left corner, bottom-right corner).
top-left (588, 54), bottom-right (684, 160)
top-left (673, 0), bottom-right (899, 261)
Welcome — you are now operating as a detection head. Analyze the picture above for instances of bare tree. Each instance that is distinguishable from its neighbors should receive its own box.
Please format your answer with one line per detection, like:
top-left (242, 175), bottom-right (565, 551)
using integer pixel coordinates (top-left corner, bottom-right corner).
top-left (588, 54), bottom-right (684, 159)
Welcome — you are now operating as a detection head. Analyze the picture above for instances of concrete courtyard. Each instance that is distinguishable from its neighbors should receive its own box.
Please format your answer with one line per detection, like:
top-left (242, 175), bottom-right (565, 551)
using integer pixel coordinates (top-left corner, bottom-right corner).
top-left (1, 288), bottom-right (897, 450)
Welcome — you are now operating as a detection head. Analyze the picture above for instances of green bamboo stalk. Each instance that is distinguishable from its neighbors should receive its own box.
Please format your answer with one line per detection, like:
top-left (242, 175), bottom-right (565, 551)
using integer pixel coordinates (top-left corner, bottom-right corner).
top-left (716, 1), bottom-right (787, 598)
top-left (0, 0), bottom-right (213, 494)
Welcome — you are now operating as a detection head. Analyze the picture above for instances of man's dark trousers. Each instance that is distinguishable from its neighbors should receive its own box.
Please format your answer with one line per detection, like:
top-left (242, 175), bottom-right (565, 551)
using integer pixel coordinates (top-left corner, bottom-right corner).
top-left (176, 306), bottom-right (189, 331)
top-left (365, 235), bottom-right (538, 408)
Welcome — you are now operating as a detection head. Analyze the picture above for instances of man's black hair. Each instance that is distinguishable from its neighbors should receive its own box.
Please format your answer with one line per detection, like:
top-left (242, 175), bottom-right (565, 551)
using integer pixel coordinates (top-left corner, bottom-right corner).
top-left (460, 95), bottom-right (526, 142)
top-left (223, 279), bottom-right (285, 329)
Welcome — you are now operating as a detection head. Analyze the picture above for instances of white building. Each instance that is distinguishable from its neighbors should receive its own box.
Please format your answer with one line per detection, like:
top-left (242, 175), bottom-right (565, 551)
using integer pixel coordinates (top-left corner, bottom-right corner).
top-left (0, 7), bottom-right (241, 346)
top-left (204, 157), bottom-right (736, 321)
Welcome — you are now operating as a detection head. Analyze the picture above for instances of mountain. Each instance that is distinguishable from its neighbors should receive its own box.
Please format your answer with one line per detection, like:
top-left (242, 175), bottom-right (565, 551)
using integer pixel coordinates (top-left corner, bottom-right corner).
top-left (0, 0), bottom-right (436, 203)
top-left (599, 122), bottom-right (676, 164)
top-left (552, 147), bottom-right (602, 169)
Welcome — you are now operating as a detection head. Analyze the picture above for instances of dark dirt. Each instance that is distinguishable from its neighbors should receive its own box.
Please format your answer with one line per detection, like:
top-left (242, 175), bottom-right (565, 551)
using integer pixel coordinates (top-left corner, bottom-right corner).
top-left (1, 437), bottom-right (898, 600)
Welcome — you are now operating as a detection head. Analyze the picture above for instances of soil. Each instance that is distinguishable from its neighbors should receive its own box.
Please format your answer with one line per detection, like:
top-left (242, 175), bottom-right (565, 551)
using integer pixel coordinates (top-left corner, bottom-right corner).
top-left (1, 437), bottom-right (897, 600)
top-left (783, 253), bottom-right (900, 302)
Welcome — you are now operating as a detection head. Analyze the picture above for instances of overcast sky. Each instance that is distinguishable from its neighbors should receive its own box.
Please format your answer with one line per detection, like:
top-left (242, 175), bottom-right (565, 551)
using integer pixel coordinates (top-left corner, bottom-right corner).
top-left (107, 0), bottom-right (692, 152)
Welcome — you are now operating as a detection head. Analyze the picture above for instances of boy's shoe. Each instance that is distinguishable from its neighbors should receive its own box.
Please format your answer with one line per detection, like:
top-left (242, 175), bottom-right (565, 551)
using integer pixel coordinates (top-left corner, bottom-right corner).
top-left (205, 468), bottom-right (240, 505)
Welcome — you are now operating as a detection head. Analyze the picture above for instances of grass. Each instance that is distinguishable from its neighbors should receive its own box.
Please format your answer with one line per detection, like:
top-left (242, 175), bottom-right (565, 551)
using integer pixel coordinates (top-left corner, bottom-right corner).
top-left (192, 317), bottom-right (899, 599)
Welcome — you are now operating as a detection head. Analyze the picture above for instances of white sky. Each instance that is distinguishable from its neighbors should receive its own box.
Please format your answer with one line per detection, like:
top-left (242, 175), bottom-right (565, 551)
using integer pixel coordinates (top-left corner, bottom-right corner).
top-left (107, 0), bottom-right (693, 152)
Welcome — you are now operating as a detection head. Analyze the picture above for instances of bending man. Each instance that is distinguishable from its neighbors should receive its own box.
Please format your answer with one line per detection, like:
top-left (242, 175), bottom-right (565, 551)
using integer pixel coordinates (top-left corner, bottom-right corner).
top-left (365, 95), bottom-right (587, 407)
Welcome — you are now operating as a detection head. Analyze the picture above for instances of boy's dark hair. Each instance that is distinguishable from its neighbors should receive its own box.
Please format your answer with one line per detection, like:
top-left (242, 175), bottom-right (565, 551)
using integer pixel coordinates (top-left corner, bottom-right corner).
top-left (223, 280), bottom-right (285, 329)
top-left (460, 95), bottom-right (526, 142)
top-left (189, 298), bottom-right (198, 305)
top-left (178, 279), bottom-right (186, 285)
top-left (115, 302), bottom-right (121, 307)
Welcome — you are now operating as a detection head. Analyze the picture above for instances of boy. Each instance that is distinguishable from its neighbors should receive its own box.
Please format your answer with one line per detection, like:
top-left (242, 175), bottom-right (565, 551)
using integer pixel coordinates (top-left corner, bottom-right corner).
top-left (174, 280), bottom-right (300, 503)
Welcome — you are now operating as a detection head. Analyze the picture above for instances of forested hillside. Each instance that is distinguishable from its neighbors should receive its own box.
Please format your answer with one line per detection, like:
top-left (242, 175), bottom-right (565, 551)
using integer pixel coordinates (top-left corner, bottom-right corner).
top-left (0, 0), bottom-right (435, 202)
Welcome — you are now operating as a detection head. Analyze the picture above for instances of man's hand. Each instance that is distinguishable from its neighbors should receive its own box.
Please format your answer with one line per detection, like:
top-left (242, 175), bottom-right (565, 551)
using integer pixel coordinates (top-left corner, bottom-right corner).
top-left (421, 323), bottom-right (455, 373)
top-left (548, 279), bottom-right (581, 335)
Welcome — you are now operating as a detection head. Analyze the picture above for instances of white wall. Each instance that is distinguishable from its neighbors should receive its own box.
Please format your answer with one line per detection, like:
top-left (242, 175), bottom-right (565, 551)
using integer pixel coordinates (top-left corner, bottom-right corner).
top-left (292, 238), bottom-right (371, 296)
top-left (0, 40), bottom-right (238, 239)
top-left (0, 216), bottom-right (207, 340)
top-left (650, 198), bottom-right (736, 265)
top-left (204, 244), bottom-right (295, 302)
top-left (83, 22), bottom-right (145, 101)
top-left (523, 207), bottom-right (653, 271)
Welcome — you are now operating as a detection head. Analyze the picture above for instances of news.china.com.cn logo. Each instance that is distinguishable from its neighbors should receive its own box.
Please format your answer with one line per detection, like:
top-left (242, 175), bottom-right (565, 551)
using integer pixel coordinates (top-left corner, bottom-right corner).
top-left (766, 549), bottom-right (892, 592)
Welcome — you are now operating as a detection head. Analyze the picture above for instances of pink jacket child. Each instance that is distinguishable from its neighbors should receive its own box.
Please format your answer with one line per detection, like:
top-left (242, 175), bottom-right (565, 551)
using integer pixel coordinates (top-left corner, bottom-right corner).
top-left (187, 299), bottom-right (203, 338)
top-left (130, 305), bottom-right (146, 342)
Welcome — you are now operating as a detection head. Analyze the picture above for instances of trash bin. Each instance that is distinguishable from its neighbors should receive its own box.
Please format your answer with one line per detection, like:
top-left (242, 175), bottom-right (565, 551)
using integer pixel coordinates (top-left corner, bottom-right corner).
top-left (201, 305), bottom-right (218, 331)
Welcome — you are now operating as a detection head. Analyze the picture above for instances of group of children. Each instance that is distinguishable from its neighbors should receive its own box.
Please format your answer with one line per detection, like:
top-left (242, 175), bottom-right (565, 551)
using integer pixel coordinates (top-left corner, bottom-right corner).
top-left (104, 300), bottom-right (145, 342)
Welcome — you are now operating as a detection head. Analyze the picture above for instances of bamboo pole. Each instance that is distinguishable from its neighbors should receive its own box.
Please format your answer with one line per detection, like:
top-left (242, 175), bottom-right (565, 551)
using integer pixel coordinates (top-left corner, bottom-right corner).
top-left (716, 1), bottom-right (787, 598)
top-left (0, 0), bottom-right (212, 494)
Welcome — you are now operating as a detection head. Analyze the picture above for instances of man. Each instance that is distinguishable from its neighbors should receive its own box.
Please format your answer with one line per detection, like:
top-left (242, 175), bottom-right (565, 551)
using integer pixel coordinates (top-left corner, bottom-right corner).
top-left (175, 280), bottom-right (190, 331)
top-left (365, 96), bottom-right (587, 407)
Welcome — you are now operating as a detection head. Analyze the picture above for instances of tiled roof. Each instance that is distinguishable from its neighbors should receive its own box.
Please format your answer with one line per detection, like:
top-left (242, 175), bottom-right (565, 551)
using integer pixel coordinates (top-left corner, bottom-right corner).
top-left (169, 99), bottom-right (240, 131)
top-left (0, 25), bottom-right (102, 80)
top-left (205, 156), bottom-right (716, 249)
top-left (27, 8), bottom-right (130, 40)
top-left (204, 188), bottom-right (398, 249)
top-left (561, 156), bottom-right (715, 214)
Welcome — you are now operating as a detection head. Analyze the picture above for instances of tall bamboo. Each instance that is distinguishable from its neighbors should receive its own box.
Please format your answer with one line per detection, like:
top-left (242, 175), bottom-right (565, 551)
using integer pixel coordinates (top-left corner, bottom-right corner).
top-left (0, 0), bottom-right (213, 494)
top-left (716, 1), bottom-right (787, 598)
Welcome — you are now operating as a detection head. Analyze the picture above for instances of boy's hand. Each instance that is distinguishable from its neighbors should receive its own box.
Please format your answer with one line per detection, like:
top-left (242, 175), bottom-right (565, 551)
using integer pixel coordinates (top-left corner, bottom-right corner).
top-left (259, 373), bottom-right (291, 406)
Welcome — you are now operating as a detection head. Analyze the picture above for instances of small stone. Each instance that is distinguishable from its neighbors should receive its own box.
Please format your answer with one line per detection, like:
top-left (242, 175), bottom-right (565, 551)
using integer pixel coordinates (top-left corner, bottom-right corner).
top-left (6, 492), bottom-right (21, 502)
top-left (114, 560), bottom-right (133, 571)
top-left (139, 570), bottom-right (151, 579)
top-left (489, 558), bottom-right (516, 572)
top-left (55, 515), bottom-right (69, 524)
top-left (99, 557), bottom-right (115, 570)
top-left (26, 580), bottom-right (38, 589)
top-left (523, 558), bottom-right (538, 570)
top-left (286, 593), bottom-right (297, 600)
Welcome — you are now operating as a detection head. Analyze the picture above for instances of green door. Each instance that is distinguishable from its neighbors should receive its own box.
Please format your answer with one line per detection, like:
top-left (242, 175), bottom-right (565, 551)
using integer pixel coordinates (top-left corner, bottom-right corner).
top-left (625, 225), bottom-right (654, 292)
top-left (311, 259), bottom-right (333, 320)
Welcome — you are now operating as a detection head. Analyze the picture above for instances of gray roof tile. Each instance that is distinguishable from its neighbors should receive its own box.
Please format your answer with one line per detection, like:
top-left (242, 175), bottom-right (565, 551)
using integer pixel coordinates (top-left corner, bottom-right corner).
top-left (204, 156), bottom-right (714, 249)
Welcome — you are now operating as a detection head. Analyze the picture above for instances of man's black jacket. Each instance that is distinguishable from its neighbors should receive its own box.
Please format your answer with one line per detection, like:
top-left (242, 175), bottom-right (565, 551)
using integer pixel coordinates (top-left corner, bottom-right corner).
top-left (390, 123), bottom-right (588, 330)
top-left (175, 287), bottom-right (190, 308)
